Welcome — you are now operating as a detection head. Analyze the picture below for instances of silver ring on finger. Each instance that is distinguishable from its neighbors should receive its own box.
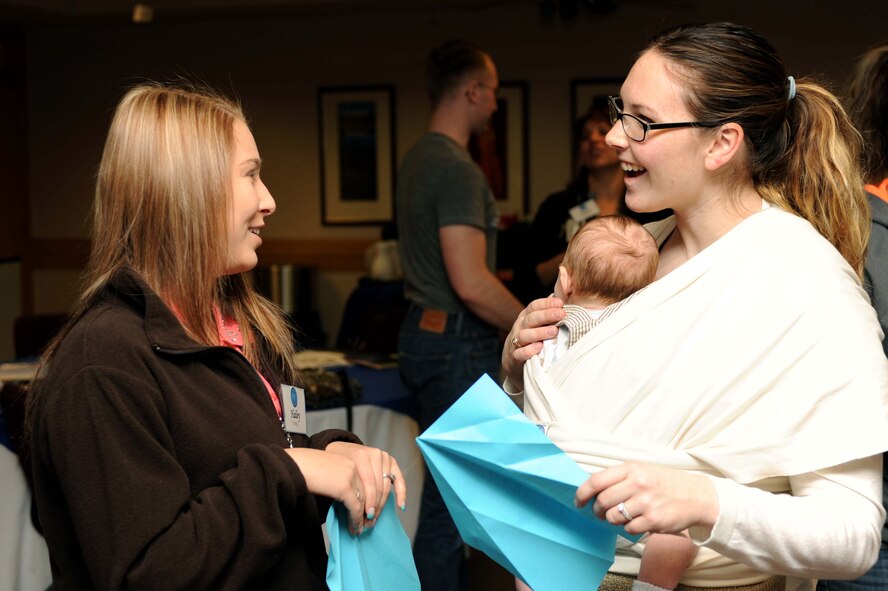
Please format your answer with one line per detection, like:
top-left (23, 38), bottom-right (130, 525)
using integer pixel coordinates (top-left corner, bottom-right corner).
top-left (617, 502), bottom-right (633, 521)
top-left (382, 472), bottom-right (397, 484)
top-left (511, 336), bottom-right (522, 349)
top-left (355, 487), bottom-right (362, 502)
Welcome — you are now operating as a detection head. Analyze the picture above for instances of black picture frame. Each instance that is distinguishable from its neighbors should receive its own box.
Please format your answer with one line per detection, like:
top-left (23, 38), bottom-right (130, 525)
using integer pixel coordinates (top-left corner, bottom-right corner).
top-left (570, 77), bottom-right (623, 121)
top-left (318, 85), bottom-right (396, 225)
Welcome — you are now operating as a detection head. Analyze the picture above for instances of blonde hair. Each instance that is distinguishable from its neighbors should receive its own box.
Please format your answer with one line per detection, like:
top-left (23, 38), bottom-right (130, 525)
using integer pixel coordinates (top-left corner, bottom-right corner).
top-left (563, 215), bottom-right (659, 305)
top-left (49, 82), bottom-right (298, 382)
top-left (647, 23), bottom-right (870, 279)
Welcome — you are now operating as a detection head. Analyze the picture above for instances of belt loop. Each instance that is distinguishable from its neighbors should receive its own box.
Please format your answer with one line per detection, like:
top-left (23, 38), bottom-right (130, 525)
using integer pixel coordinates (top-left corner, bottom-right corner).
top-left (453, 310), bottom-right (464, 335)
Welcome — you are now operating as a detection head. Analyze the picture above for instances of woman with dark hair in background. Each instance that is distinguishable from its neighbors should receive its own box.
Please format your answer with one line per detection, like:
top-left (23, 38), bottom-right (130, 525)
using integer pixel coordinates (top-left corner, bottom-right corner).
top-left (818, 40), bottom-right (888, 591)
top-left (846, 41), bottom-right (888, 358)
top-left (510, 98), bottom-right (669, 303)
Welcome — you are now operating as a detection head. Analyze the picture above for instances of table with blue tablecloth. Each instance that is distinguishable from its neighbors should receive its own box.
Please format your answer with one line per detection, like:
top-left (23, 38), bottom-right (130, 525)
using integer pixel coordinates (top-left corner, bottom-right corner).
top-left (295, 351), bottom-right (423, 543)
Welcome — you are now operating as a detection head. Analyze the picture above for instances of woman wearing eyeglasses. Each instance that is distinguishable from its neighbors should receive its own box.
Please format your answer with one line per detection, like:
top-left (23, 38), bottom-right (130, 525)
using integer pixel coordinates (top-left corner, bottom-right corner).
top-left (503, 22), bottom-right (888, 591)
top-left (509, 100), bottom-right (669, 304)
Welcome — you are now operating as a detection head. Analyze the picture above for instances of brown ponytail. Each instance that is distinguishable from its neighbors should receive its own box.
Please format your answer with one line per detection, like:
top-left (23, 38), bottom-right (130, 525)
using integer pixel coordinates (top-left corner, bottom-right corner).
top-left (763, 81), bottom-right (869, 278)
top-left (647, 23), bottom-right (869, 278)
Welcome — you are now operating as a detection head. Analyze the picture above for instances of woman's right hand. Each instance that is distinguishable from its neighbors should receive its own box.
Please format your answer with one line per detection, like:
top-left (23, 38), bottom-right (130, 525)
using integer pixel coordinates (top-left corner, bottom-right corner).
top-left (575, 462), bottom-right (719, 537)
top-left (501, 296), bottom-right (565, 391)
top-left (284, 447), bottom-right (376, 534)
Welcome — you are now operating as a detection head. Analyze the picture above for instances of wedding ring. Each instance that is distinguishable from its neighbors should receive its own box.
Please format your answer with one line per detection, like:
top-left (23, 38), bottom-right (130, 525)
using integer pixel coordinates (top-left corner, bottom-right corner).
top-left (617, 502), bottom-right (633, 521)
top-left (382, 472), bottom-right (397, 484)
top-left (355, 488), bottom-right (362, 501)
top-left (511, 336), bottom-right (522, 348)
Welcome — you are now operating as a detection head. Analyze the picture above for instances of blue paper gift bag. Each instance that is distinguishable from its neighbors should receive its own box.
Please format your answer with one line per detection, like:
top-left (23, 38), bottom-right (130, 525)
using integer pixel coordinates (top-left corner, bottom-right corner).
top-left (326, 494), bottom-right (420, 590)
top-left (416, 374), bottom-right (637, 591)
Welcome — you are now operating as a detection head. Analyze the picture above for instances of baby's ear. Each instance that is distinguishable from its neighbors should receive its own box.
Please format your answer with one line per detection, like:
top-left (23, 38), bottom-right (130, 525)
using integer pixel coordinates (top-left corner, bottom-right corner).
top-left (557, 265), bottom-right (573, 298)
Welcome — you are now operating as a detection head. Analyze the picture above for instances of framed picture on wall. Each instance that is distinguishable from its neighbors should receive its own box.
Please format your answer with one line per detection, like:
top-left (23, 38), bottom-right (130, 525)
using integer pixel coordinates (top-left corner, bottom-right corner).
top-left (469, 80), bottom-right (529, 223)
top-left (318, 85), bottom-right (396, 225)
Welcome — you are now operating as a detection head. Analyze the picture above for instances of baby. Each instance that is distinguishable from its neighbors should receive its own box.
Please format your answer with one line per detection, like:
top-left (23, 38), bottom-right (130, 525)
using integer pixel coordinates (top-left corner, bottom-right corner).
top-left (518, 215), bottom-right (698, 591)
top-left (541, 214), bottom-right (658, 367)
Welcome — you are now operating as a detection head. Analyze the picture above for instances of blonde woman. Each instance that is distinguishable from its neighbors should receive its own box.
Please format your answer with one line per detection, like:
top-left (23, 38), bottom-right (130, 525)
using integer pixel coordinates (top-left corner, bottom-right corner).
top-left (28, 83), bottom-right (406, 590)
top-left (504, 23), bottom-right (888, 591)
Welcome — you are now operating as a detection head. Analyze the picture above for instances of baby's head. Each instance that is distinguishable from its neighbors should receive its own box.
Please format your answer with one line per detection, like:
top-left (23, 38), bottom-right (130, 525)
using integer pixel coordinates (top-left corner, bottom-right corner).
top-left (555, 215), bottom-right (659, 308)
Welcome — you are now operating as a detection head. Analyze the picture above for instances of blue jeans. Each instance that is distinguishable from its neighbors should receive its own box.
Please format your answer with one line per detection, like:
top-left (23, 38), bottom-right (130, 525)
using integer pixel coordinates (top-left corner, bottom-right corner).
top-left (398, 304), bottom-right (500, 591)
top-left (817, 544), bottom-right (888, 591)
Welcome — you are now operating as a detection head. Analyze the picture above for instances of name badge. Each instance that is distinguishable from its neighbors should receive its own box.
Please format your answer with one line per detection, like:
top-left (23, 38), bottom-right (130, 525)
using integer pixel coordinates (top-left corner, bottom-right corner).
top-left (281, 384), bottom-right (307, 435)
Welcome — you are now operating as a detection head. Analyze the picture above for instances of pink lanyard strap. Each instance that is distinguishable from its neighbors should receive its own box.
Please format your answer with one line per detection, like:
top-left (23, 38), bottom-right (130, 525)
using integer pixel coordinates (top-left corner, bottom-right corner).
top-left (214, 307), bottom-right (282, 417)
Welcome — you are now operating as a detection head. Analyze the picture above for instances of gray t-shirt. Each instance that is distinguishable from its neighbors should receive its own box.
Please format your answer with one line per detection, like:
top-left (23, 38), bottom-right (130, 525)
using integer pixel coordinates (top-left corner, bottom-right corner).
top-left (396, 132), bottom-right (499, 313)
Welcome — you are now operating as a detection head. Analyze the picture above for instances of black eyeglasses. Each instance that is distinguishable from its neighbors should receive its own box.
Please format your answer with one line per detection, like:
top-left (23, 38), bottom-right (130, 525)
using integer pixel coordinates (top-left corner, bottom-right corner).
top-left (607, 95), bottom-right (728, 142)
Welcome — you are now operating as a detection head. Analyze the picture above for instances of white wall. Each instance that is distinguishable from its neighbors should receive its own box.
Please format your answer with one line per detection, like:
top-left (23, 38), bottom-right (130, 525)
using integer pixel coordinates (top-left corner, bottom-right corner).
top-left (23, 0), bottom-right (887, 342)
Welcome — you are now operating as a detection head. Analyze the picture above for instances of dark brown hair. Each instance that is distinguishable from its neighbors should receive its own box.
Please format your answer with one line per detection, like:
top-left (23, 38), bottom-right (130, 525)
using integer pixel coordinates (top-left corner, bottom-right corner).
top-left (845, 42), bottom-right (888, 183)
top-left (426, 39), bottom-right (489, 109)
top-left (647, 22), bottom-right (869, 277)
top-left (566, 97), bottom-right (613, 190)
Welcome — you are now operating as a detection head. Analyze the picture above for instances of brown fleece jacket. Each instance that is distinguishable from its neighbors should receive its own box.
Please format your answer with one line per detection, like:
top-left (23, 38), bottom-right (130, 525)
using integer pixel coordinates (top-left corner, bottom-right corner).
top-left (29, 267), bottom-right (359, 590)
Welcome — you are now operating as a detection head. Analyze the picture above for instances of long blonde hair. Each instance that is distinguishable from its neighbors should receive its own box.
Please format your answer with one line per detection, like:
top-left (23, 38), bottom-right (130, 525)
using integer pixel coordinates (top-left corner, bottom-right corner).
top-left (49, 82), bottom-right (298, 382)
top-left (647, 23), bottom-right (869, 278)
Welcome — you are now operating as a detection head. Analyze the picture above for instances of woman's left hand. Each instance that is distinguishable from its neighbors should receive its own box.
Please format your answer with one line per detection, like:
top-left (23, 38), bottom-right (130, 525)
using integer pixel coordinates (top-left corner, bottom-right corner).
top-left (575, 462), bottom-right (719, 537)
top-left (501, 297), bottom-right (565, 390)
top-left (326, 442), bottom-right (407, 526)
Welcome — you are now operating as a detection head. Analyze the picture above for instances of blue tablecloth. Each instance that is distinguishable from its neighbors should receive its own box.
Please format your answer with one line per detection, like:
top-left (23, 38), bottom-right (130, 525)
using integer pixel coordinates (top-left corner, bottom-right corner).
top-left (346, 365), bottom-right (417, 421)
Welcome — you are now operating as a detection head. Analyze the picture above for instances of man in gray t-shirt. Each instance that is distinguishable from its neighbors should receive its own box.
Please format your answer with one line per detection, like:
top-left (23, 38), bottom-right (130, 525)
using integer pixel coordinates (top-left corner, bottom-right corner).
top-left (397, 132), bottom-right (498, 313)
top-left (396, 40), bottom-right (523, 591)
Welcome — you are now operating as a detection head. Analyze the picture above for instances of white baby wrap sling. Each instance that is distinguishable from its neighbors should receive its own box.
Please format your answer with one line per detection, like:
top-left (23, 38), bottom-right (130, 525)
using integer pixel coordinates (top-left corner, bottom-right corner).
top-left (521, 206), bottom-right (888, 588)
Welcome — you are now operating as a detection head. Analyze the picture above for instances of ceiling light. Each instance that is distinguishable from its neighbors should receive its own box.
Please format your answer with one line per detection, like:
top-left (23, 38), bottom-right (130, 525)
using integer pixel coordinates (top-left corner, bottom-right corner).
top-left (132, 3), bottom-right (154, 24)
